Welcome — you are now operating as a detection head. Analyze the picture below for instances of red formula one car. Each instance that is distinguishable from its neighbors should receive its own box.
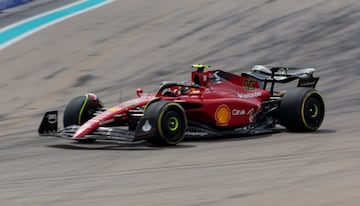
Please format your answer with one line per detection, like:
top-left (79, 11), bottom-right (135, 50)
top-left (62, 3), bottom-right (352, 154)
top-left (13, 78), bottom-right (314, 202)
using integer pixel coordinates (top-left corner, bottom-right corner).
top-left (39, 64), bottom-right (325, 145)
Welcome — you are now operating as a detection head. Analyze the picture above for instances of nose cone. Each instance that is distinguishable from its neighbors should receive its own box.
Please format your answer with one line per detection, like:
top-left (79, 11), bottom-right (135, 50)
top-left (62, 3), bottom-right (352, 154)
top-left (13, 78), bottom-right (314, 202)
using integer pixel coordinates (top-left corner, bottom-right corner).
top-left (71, 121), bottom-right (99, 139)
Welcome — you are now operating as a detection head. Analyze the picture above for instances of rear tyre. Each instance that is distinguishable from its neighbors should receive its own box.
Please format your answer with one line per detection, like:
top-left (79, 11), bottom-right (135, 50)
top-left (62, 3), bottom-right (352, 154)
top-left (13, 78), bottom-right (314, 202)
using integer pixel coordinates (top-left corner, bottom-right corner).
top-left (145, 101), bottom-right (187, 146)
top-left (63, 93), bottom-right (103, 143)
top-left (279, 88), bottom-right (325, 132)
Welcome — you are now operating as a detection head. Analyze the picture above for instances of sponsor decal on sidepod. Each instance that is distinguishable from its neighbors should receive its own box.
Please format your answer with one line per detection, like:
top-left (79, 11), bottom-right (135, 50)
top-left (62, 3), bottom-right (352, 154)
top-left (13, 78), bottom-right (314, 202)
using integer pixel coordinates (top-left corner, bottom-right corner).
top-left (237, 91), bottom-right (262, 98)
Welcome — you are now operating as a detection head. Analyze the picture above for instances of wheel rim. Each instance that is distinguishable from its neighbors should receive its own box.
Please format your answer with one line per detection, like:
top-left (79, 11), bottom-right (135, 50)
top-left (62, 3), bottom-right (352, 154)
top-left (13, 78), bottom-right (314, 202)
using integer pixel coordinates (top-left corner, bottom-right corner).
top-left (159, 109), bottom-right (185, 144)
top-left (168, 116), bottom-right (179, 131)
top-left (309, 104), bottom-right (319, 118)
top-left (303, 96), bottom-right (324, 129)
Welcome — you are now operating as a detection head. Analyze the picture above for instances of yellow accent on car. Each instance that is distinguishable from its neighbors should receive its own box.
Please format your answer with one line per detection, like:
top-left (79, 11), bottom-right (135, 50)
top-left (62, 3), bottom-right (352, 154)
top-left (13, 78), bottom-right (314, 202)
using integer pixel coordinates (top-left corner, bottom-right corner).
top-left (157, 103), bottom-right (186, 145)
top-left (215, 104), bottom-right (231, 126)
top-left (192, 64), bottom-right (210, 69)
top-left (168, 117), bottom-right (179, 131)
top-left (78, 94), bottom-right (89, 125)
top-left (301, 91), bottom-right (322, 130)
top-left (109, 106), bottom-right (121, 112)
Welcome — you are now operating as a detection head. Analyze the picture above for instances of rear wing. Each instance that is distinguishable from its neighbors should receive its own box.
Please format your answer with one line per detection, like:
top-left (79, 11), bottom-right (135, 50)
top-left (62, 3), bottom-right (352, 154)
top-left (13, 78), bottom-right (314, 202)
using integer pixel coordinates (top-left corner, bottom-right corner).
top-left (242, 65), bottom-right (319, 94)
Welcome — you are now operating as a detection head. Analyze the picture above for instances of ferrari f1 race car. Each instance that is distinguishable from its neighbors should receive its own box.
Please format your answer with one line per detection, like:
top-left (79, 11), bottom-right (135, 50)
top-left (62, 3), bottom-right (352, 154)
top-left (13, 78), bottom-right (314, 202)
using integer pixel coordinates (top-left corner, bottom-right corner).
top-left (39, 64), bottom-right (325, 145)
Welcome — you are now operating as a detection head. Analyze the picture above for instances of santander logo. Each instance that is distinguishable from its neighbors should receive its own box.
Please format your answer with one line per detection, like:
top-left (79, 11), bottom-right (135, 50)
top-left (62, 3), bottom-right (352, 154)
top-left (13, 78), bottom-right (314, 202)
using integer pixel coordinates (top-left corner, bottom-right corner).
top-left (237, 91), bottom-right (262, 98)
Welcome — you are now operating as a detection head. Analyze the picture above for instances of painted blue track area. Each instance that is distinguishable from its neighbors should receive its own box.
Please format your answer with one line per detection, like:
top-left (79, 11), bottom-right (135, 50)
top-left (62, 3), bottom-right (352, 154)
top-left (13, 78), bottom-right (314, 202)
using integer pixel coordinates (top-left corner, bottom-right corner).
top-left (0, 0), bottom-right (112, 50)
top-left (0, 0), bottom-right (33, 10)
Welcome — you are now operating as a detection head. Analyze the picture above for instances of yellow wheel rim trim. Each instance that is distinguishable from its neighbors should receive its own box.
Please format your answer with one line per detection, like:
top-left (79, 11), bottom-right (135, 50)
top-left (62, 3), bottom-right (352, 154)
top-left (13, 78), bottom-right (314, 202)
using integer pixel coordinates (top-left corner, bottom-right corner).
top-left (157, 103), bottom-right (186, 145)
top-left (301, 91), bottom-right (322, 130)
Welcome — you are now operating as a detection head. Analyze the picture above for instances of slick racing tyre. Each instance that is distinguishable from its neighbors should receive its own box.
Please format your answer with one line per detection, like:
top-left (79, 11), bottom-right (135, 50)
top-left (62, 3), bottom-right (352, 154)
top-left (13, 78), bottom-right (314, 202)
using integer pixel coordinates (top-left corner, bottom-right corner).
top-left (144, 101), bottom-right (187, 146)
top-left (63, 93), bottom-right (103, 143)
top-left (279, 88), bottom-right (325, 132)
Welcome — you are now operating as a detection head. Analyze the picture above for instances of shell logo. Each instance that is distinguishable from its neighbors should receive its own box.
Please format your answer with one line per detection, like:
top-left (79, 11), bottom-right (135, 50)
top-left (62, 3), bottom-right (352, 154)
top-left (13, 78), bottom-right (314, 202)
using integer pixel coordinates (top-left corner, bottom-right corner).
top-left (215, 104), bottom-right (231, 126)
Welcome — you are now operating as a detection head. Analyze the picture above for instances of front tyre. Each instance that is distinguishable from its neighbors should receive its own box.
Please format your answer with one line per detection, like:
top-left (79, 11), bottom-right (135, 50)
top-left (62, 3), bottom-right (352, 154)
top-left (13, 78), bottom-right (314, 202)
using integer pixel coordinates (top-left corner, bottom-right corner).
top-left (144, 101), bottom-right (187, 146)
top-left (63, 93), bottom-right (103, 143)
top-left (279, 88), bottom-right (325, 132)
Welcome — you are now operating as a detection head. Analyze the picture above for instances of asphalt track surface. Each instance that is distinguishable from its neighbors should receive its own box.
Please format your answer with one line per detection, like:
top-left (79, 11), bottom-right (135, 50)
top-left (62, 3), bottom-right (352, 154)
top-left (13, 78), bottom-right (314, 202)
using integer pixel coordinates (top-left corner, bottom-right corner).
top-left (1, 0), bottom-right (360, 205)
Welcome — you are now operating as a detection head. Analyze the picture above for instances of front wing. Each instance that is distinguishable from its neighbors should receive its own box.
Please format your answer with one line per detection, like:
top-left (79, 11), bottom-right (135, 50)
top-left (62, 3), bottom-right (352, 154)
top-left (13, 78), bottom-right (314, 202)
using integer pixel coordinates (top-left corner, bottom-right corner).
top-left (38, 111), bottom-right (148, 142)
